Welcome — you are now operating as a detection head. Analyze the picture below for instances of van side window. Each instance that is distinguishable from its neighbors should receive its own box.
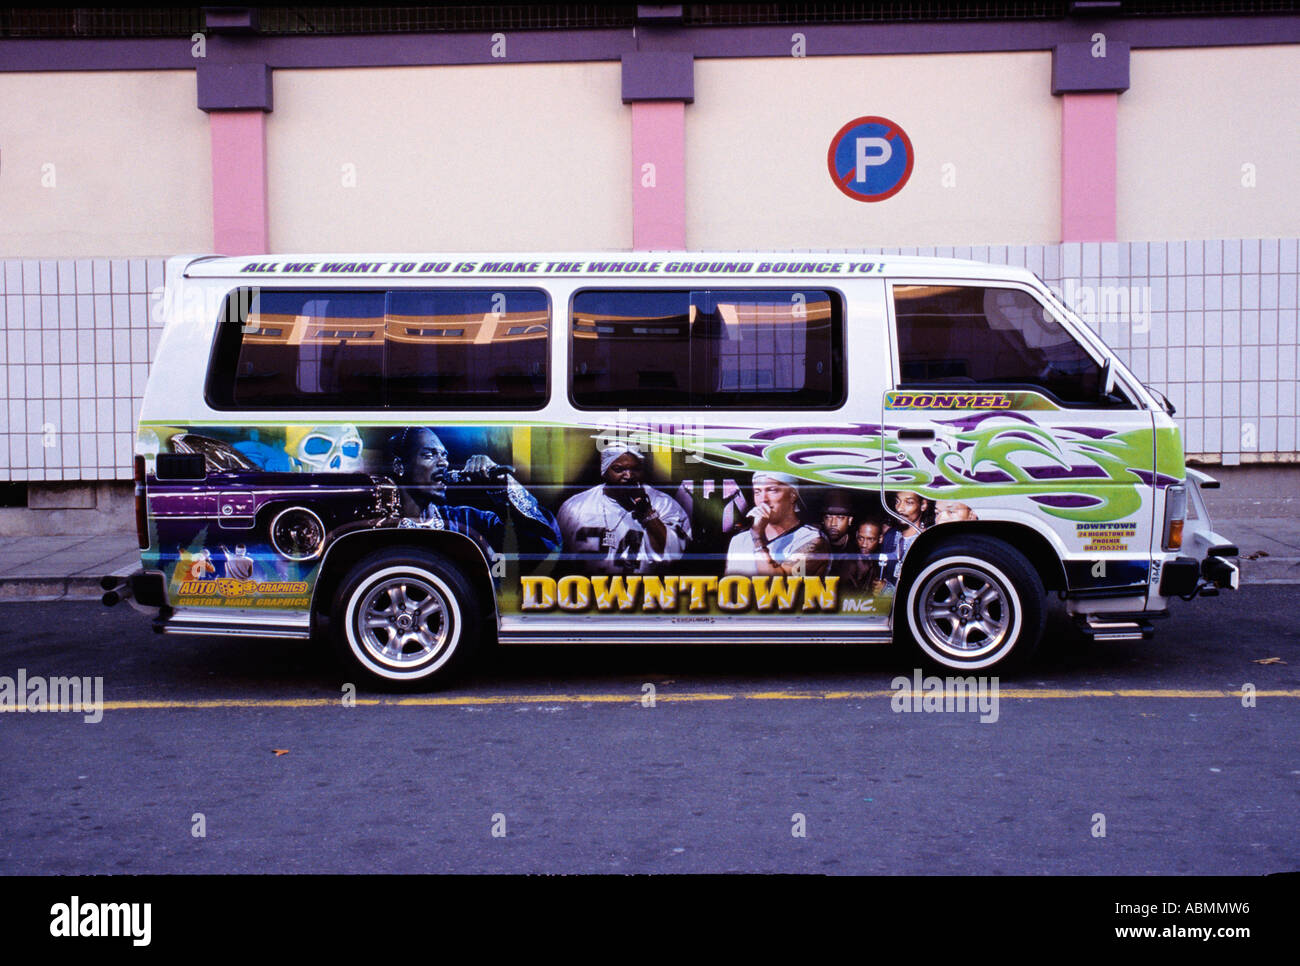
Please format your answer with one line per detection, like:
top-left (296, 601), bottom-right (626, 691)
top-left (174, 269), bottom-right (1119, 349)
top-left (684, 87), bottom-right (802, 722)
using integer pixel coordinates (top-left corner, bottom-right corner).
top-left (207, 287), bottom-right (549, 410)
top-left (571, 290), bottom-right (693, 408)
top-left (225, 289), bottom-right (385, 407)
top-left (386, 289), bottom-right (548, 407)
top-left (570, 289), bottom-right (843, 409)
top-left (893, 284), bottom-right (1110, 406)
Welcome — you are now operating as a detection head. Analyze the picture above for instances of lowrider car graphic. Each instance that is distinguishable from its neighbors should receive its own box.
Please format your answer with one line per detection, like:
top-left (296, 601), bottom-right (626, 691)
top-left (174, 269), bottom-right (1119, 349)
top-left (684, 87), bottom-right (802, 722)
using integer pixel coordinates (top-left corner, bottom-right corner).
top-left (151, 434), bottom-right (400, 560)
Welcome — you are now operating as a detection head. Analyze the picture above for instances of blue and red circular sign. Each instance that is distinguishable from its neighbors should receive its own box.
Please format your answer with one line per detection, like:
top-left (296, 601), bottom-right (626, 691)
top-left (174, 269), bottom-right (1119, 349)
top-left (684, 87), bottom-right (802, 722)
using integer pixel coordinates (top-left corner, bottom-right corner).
top-left (827, 116), bottom-right (914, 202)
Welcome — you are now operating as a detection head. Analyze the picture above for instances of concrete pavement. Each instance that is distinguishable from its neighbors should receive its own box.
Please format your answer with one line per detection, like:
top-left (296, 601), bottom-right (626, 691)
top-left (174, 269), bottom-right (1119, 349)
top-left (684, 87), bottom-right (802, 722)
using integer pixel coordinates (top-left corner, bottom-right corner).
top-left (0, 532), bottom-right (142, 601)
top-left (1221, 517), bottom-right (1300, 583)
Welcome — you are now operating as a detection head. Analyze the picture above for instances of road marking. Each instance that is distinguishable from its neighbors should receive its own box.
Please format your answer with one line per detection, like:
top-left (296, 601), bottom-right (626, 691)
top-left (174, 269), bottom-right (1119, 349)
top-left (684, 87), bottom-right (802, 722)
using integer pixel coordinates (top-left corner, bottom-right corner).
top-left (2, 688), bottom-right (1299, 714)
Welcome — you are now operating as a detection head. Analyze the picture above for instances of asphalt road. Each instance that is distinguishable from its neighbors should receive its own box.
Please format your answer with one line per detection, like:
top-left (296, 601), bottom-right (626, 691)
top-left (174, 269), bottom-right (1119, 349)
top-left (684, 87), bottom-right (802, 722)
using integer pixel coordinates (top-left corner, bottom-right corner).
top-left (0, 588), bottom-right (1296, 875)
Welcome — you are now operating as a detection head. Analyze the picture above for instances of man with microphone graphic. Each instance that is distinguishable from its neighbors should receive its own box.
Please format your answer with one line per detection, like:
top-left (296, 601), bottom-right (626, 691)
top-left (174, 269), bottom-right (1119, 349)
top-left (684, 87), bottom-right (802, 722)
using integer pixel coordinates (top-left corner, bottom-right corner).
top-left (557, 444), bottom-right (692, 575)
top-left (725, 471), bottom-right (828, 577)
top-left (387, 426), bottom-right (560, 562)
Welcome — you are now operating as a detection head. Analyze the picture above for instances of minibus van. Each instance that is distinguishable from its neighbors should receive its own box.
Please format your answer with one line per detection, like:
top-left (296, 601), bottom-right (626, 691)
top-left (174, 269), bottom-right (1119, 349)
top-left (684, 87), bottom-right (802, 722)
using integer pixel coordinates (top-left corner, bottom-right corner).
top-left (103, 252), bottom-right (1239, 686)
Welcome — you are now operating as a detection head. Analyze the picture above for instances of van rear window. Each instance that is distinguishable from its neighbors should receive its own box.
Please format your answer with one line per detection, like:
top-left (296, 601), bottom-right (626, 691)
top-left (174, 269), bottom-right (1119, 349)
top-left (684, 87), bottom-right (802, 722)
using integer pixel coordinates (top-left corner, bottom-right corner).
top-left (206, 288), bottom-right (549, 410)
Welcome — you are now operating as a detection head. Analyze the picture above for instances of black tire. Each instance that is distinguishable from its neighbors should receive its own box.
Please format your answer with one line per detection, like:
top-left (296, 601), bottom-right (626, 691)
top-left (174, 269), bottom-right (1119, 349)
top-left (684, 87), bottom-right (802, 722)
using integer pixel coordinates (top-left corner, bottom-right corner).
top-left (897, 535), bottom-right (1045, 672)
top-left (332, 548), bottom-right (481, 689)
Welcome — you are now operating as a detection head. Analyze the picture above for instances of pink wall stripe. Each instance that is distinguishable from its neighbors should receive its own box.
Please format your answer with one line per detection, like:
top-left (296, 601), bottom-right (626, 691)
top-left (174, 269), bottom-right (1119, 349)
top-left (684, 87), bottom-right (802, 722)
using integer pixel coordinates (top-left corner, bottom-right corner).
top-left (209, 110), bottom-right (269, 255)
top-left (1060, 92), bottom-right (1118, 242)
top-left (631, 101), bottom-right (686, 250)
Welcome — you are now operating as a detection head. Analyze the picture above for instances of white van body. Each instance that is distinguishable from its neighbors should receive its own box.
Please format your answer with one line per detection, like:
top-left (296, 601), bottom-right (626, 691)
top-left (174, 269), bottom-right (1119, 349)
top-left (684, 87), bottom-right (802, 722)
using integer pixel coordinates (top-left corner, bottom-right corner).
top-left (106, 252), bottom-right (1239, 686)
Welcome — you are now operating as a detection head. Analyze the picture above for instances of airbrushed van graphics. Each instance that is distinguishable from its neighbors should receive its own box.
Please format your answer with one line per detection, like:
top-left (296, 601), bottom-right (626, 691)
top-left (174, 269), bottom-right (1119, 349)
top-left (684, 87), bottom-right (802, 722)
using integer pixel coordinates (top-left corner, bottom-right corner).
top-left (105, 253), bottom-right (1239, 687)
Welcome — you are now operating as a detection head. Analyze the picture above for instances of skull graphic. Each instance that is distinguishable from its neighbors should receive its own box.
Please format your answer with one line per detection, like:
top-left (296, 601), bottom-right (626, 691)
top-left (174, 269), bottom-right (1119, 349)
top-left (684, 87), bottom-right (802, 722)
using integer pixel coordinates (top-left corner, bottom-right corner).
top-left (290, 424), bottom-right (364, 472)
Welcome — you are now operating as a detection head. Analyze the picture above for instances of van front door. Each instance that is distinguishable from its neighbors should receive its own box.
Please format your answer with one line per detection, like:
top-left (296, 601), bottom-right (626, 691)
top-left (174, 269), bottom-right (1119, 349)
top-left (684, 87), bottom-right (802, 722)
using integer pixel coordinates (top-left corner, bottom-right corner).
top-left (881, 280), bottom-right (1159, 604)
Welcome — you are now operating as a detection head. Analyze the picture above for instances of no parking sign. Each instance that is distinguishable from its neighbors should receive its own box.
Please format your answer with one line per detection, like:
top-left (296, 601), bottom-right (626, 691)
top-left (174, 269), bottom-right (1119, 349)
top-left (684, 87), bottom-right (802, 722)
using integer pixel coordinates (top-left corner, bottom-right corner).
top-left (827, 116), bottom-right (914, 202)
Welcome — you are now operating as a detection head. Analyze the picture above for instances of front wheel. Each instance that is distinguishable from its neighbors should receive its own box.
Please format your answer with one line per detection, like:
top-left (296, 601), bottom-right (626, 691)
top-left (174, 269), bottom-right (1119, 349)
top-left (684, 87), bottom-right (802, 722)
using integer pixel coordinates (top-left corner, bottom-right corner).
top-left (899, 536), bottom-right (1045, 672)
top-left (332, 548), bottom-right (481, 689)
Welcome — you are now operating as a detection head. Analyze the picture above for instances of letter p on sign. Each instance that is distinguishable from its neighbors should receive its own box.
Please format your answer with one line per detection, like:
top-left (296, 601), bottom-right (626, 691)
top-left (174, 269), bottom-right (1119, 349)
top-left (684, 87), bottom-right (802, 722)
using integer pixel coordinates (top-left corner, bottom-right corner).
top-left (856, 137), bottom-right (893, 179)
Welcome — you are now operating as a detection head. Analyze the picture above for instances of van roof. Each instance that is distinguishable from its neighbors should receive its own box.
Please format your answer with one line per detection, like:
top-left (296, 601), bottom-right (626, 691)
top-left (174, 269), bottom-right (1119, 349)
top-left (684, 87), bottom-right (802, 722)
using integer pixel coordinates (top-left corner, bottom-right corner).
top-left (181, 252), bottom-right (1043, 284)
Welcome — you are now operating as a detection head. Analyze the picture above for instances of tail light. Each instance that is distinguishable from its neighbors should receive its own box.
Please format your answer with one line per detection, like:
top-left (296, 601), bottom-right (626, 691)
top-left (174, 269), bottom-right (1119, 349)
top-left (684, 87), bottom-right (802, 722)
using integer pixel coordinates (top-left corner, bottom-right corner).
top-left (134, 454), bottom-right (149, 549)
top-left (1162, 484), bottom-right (1186, 551)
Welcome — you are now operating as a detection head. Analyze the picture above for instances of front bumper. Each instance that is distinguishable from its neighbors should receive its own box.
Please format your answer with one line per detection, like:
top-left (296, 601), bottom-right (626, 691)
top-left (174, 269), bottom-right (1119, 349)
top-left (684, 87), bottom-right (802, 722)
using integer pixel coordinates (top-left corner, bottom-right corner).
top-left (1159, 469), bottom-right (1239, 598)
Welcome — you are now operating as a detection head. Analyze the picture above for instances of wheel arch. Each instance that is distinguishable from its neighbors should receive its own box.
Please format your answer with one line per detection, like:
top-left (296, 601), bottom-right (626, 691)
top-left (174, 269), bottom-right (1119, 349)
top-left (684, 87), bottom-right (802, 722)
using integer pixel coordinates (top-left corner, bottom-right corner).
top-left (895, 527), bottom-right (1049, 671)
top-left (896, 521), bottom-right (1067, 598)
top-left (311, 527), bottom-right (498, 635)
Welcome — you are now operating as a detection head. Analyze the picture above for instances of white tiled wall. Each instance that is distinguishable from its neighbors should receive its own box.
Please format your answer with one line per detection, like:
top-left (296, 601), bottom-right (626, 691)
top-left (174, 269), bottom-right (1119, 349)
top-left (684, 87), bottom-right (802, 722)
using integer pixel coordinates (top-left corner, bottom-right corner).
top-left (1, 242), bottom-right (1297, 481)
top-left (1, 257), bottom-right (164, 481)
top-left (870, 238), bottom-right (1300, 463)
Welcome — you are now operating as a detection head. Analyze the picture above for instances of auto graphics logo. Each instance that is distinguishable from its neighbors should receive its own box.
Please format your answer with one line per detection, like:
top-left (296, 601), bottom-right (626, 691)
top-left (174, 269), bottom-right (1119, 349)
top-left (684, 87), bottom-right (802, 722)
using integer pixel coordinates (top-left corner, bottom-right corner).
top-left (178, 578), bottom-right (309, 597)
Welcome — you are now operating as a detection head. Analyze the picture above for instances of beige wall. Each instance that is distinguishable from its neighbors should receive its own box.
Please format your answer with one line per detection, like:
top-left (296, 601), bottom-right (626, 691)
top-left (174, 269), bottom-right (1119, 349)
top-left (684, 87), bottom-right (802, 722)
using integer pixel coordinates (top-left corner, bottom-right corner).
top-left (2, 47), bottom-right (1296, 258)
top-left (0, 71), bottom-right (211, 257)
top-left (687, 53), bottom-right (1061, 249)
top-left (267, 64), bottom-right (631, 252)
top-left (1118, 46), bottom-right (1300, 242)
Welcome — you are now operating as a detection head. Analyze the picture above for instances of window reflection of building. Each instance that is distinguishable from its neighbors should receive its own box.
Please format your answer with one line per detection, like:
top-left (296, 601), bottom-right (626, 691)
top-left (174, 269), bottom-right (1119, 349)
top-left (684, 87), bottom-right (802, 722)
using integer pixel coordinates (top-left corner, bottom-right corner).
top-left (243, 310), bottom-right (549, 346)
top-left (712, 296), bottom-right (831, 393)
top-left (240, 303), bottom-right (384, 396)
top-left (893, 283), bottom-right (1101, 401)
top-left (571, 305), bottom-right (695, 339)
top-left (571, 296), bottom-right (694, 406)
top-left (385, 309), bottom-right (549, 345)
top-left (384, 305), bottom-right (548, 403)
top-left (570, 291), bottom-right (837, 407)
top-left (234, 292), bottom-right (549, 405)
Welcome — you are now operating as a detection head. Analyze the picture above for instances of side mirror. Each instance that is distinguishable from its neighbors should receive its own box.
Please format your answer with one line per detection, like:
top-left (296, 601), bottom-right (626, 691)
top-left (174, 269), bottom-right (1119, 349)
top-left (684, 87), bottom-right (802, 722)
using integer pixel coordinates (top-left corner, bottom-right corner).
top-left (1095, 358), bottom-right (1117, 404)
top-left (1102, 357), bottom-right (1117, 398)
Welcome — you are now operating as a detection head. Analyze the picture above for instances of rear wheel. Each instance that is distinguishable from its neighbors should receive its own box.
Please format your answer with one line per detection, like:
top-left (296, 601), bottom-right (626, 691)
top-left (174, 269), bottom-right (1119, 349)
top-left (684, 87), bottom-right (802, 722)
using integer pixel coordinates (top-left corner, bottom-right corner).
top-left (899, 536), bottom-right (1045, 672)
top-left (332, 548), bottom-right (481, 689)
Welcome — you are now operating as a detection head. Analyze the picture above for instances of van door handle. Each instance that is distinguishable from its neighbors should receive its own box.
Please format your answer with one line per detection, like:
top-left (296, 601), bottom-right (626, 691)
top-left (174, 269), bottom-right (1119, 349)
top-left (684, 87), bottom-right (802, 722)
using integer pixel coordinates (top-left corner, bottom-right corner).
top-left (896, 429), bottom-right (935, 441)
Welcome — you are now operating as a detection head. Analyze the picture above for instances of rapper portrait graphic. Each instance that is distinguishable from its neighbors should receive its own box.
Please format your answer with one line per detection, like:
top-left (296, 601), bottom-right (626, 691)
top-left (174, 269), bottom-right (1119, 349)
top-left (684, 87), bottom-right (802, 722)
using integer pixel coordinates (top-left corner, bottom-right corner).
top-left (835, 517), bottom-right (888, 594)
top-left (725, 471), bottom-right (827, 576)
top-left (881, 489), bottom-right (933, 584)
top-left (819, 489), bottom-right (858, 569)
top-left (219, 543), bottom-right (257, 582)
top-left (388, 427), bottom-right (561, 563)
top-left (934, 499), bottom-right (978, 524)
top-left (557, 444), bottom-right (692, 575)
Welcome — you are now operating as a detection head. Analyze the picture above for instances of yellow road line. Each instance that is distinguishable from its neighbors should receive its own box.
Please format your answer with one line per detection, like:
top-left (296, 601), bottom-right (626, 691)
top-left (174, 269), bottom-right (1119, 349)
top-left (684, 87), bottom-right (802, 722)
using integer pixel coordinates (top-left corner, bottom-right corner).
top-left (2, 688), bottom-right (1298, 713)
